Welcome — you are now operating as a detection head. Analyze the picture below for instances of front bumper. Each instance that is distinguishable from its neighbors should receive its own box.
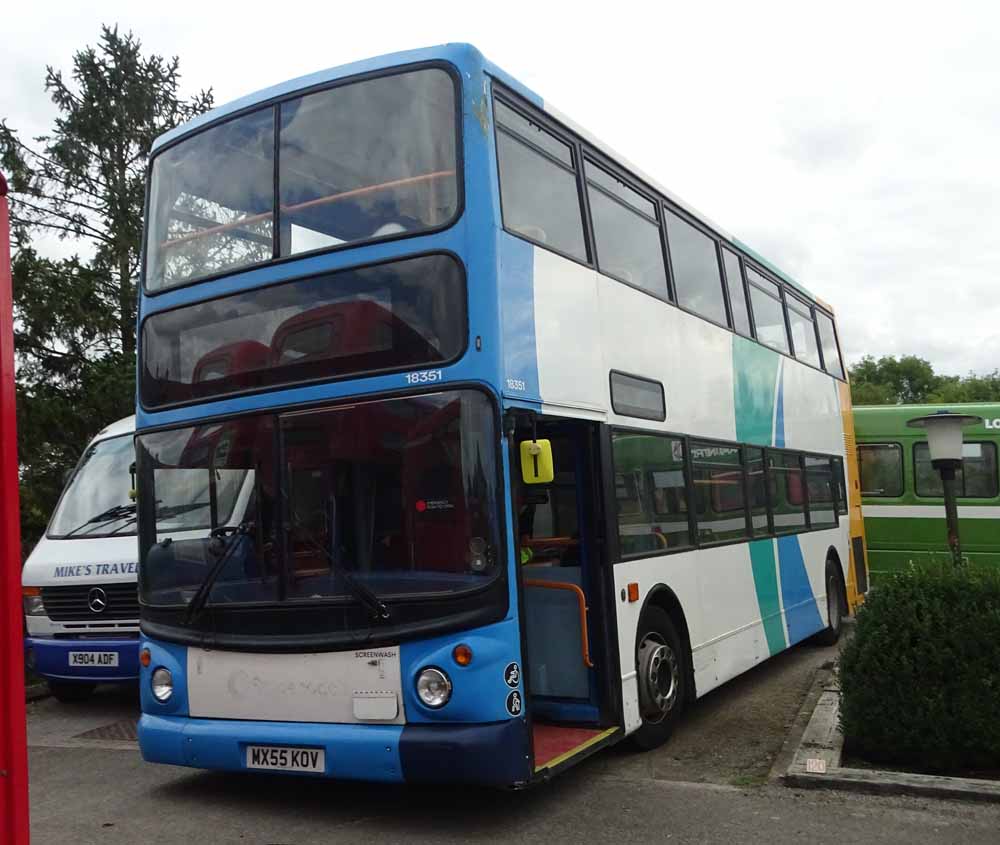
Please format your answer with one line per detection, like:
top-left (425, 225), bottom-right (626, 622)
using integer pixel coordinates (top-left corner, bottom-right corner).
top-left (138, 714), bottom-right (531, 786)
top-left (25, 636), bottom-right (140, 682)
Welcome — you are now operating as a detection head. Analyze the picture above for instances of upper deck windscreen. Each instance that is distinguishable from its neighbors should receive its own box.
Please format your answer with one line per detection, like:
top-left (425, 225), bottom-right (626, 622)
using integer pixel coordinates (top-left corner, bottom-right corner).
top-left (145, 67), bottom-right (459, 291)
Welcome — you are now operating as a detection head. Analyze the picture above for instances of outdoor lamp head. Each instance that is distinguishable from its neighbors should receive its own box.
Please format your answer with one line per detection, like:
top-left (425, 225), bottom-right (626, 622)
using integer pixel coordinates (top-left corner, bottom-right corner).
top-left (906, 411), bottom-right (982, 466)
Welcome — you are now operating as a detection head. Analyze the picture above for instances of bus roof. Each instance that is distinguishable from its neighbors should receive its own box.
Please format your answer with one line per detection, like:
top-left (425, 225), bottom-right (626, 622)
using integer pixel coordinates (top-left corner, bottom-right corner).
top-left (92, 415), bottom-right (136, 442)
top-left (854, 403), bottom-right (1000, 438)
top-left (151, 42), bottom-right (815, 303)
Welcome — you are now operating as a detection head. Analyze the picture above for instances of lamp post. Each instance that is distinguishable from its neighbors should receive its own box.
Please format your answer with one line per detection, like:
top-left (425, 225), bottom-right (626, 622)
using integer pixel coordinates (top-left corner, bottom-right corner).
top-left (906, 410), bottom-right (983, 568)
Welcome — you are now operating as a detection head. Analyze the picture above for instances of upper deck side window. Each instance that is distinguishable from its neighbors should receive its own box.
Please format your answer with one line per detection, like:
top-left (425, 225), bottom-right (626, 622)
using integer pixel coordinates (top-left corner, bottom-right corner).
top-left (745, 267), bottom-right (790, 355)
top-left (490, 86), bottom-right (847, 380)
top-left (816, 310), bottom-right (845, 379)
top-left (585, 161), bottom-right (667, 297)
top-left (494, 99), bottom-right (588, 262)
top-left (145, 66), bottom-right (460, 292)
top-left (663, 210), bottom-right (728, 327)
top-left (786, 293), bottom-right (821, 368)
top-left (721, 247), bottom-right (752, 337)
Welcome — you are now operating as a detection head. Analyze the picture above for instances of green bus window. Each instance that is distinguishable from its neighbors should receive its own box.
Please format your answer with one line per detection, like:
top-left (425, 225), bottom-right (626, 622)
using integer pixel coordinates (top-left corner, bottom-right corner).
top-left (816, 311), bottom-right (845, 379)
top-left (858, 444), bottom-right (903, 497)
top-left (689, 441), bottom-right (748, 544)
top-left (722, 248), bottom-right (752, 337)
top-left (961, 442), bottom-right (999, 498)
top-left (495, 100), bottom-right (587, 262)
top-left (746, 269), bottom-right (790, 355)
top-left (664, 210), bottom-right (728, 327)
top-left (611, 432), bottom-right (692, 556)
top-left (805, 456), bottom-right (837, 528)
top-left (768, 451), bottom-right (806, 534)
top-left (586, 162), bottom-right (668, 298)
top-left (914, 442), bottom-right (998, 498)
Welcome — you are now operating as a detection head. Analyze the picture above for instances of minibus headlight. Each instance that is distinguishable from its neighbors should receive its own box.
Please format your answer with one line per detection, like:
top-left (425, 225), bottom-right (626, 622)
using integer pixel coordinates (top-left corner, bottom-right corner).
top-left (22, 587), bottom-right (45, 616)
top-left (151, 667), bottom-right (173, 702)
top-left (416, 667), bottom-right (452, 709)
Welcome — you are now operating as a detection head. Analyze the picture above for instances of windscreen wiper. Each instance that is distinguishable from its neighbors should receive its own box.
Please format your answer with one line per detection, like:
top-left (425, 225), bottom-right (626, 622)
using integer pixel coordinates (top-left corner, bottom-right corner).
top-left (183, 525), bottom-right (252, 626)
top-left (63, 503), bottom-right (137, 538)
top-left (290, 518), bottom-right (390, 623)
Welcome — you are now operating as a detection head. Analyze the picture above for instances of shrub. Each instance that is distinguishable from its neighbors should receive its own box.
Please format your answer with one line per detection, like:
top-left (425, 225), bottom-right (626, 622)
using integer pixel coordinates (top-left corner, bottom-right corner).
top-left (839, 563), bottom-right (1000, 772)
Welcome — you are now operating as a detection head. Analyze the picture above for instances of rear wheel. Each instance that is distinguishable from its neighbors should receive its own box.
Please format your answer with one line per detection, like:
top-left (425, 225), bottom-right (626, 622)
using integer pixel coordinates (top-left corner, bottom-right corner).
top-left (629, 606), bottom-right (686, 751)
top-left (48, 681), bottom-right (96, 703)
top-left (815, 561), bottom-right (844, 646)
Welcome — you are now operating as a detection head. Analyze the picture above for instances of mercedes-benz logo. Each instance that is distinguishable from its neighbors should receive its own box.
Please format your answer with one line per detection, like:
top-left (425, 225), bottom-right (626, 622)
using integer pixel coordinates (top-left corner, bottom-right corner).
top-left (88, 587), bottom-right (108, 614)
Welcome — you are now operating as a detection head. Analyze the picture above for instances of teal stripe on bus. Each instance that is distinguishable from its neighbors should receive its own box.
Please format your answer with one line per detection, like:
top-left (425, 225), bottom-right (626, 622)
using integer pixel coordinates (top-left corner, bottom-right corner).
top-left (749, 539), bottom-right (786, 655)
top-left (733, 335), bottom-right (781, 447)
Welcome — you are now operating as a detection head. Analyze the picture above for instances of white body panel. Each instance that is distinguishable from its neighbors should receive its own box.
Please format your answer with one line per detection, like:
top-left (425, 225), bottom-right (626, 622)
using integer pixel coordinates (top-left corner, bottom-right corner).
top-left (522, 245), bottom-right (848, 736)
top-left (186, 647), bottom-right (406, 725)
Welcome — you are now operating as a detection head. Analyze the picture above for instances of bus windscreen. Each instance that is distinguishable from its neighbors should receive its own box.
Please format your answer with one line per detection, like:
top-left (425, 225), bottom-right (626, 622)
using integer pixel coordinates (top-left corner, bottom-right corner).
top-left (145, 67), bottom-right (459, 291)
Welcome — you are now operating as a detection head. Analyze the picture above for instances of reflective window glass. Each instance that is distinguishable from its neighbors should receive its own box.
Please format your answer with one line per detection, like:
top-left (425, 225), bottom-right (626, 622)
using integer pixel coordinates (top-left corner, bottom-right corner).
top-left (914, 442), bottom-right (998, 498)
top-left (722, 248), bottom-right (751, 336)
top-left (805, 455), bottom-right (837, 528)
top-left (747, 447), bottom-right (769, 533)
top-left (769, 451), bottom-right (806, 533)
top-left (279, 69), bottom-right (458, 255)
top-left (817, 311), bottom-right (845, 379)
top-left (496, 121), bottom-right (587, 261)
top-left (858, 444), bottom-right (903, 497)
top-left (787, 297), bottom-right (821, 368)
top-left (588, 169), bottom-right (667, 297)
top-left (612, 432), bottom-right (691, 555)
top-left (141, 254), bottom-right (465, 408)
top-left (690, 441), bottom-right (748, 543)
top-left (146, 109), bottom-right (275, 290)
top-left (746, 269), bottom-right (790, 354)
top-left (664, 210), bottom-right (727, 325)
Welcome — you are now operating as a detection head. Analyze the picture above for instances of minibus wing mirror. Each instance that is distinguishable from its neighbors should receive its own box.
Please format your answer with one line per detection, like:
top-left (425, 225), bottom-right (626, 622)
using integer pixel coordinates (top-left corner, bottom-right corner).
top-left (520, 439), bottom-right (554, 484)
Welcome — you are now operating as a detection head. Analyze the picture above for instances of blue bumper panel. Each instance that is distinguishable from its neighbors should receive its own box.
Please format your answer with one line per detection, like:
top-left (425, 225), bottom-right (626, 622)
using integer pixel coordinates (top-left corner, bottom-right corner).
top-left (138, 714), bottom-right (405, 783)
top-left (399, 718), bottom-right (531, 786)
top-left (26, 637), bottom-right (139, 682)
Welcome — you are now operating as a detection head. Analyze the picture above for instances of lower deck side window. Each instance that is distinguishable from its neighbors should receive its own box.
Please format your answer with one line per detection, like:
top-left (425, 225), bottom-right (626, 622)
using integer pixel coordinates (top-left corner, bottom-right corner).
top-left (611, 429), bottom-right (841, 559)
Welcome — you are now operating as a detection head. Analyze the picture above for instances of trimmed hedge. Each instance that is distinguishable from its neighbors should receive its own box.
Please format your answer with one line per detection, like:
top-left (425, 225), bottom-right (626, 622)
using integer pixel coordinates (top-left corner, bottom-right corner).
top-left (839, 564), bottom-right (1000, 772)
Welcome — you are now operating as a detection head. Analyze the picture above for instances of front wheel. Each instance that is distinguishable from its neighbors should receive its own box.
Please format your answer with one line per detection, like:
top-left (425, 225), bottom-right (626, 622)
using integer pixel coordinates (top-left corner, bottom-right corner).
top-left (48, 681), bottom-right (97, 703)
top-left (629, 606), bottom-right (686, 751)
top-left (814, 561), bottom-right (845, 646)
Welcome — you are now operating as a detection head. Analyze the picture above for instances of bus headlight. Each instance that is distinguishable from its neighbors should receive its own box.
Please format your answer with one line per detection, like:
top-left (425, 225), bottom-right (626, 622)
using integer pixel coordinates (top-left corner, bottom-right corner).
top-left (416, 667), bottom-right (452, 709)
top-left (151, 667), bottom-right (173, 702)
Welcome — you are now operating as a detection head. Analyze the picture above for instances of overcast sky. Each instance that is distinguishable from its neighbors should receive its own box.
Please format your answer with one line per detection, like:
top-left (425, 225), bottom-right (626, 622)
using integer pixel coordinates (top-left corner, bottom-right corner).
top-left (4, 1), bottom-right (999, 375)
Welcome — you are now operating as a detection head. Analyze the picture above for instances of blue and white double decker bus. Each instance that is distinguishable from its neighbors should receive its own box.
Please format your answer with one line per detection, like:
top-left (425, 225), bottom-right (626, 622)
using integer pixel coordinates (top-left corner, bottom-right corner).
top-left (135, 43), bottom-right (869, 786)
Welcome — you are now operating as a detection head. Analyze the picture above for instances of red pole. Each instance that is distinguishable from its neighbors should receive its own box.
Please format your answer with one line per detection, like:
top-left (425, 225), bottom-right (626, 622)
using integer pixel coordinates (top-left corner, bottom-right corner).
top-left (0, 171), bottom-right (30, 843)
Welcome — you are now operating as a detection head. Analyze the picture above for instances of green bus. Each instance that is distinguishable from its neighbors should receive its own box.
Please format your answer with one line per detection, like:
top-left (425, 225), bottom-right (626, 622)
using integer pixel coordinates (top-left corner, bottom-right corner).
top-left (854, 403), bottom-right (1000, 579)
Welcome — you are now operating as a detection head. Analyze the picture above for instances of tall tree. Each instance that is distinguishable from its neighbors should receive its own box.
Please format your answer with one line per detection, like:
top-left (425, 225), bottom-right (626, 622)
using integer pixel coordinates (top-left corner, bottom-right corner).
top-left (1, 26), bottom-right (213, 550)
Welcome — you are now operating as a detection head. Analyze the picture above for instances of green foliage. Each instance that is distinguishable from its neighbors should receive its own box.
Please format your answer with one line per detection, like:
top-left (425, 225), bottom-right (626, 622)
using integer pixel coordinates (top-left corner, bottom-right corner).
top-left (0, 26), bottom-right (212, 553)
top-left (850, 354), bottom-right (1000, 406)
top-left (839, 565), bottom-right (1000, 772)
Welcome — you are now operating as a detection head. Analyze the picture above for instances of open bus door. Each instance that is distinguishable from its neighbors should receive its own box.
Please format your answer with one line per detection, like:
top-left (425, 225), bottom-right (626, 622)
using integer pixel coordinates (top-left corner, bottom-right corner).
top-left (0, 172), bottom-right (30, 842)
top-left (511, 415), bottom-right (623, 779)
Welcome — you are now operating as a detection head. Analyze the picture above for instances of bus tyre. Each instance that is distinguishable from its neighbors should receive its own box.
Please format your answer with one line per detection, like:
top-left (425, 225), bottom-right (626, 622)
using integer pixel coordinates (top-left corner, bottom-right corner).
top-left (815, 561), bottom-right (844, 646)
top-left (630, 606), bottom-right (686, 751)
top-left (48, 681), bottom-right (97, 703)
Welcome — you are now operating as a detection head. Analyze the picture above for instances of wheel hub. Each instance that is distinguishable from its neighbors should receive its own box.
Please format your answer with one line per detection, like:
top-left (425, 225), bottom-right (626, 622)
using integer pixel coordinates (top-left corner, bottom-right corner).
top-left (637, 634), bottom-right (679, 723)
